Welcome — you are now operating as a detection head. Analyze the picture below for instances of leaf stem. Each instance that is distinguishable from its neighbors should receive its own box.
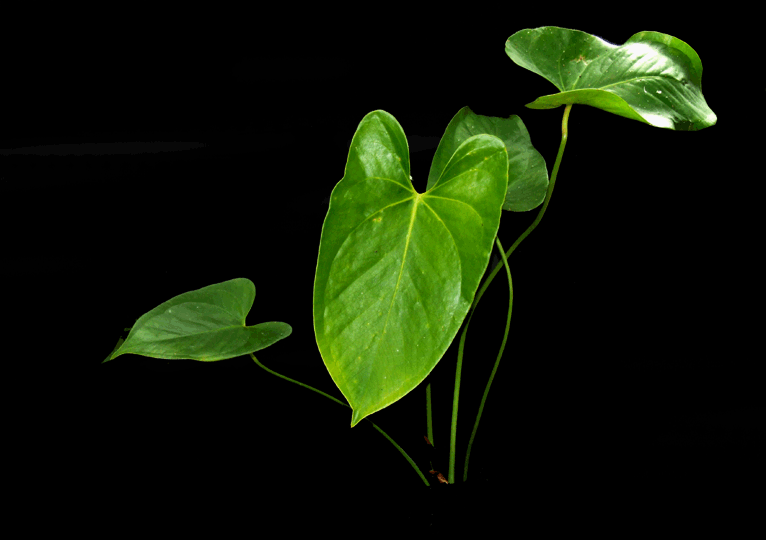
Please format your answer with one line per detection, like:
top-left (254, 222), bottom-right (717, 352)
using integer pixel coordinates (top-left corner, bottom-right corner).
top-left (472, 103), bottom-right (572, 313)
top-left (462, 236), bottom-right (512, 482)
top-left (249, 353), bottom-right (430, 487)
top-left (451, 103), bottom-right (573, 483)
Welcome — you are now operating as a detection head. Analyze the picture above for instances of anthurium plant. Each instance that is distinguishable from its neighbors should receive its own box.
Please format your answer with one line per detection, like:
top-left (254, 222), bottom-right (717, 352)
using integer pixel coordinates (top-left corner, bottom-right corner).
top-left (102, 26), bottom-right (716, 487)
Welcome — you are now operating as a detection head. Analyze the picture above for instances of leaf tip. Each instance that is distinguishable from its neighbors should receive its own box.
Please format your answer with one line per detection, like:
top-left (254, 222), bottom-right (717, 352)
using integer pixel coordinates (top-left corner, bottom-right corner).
top-left (102, 337), bottom-right (125, 364)
top-left (350, 409), bottom-right (365, 428)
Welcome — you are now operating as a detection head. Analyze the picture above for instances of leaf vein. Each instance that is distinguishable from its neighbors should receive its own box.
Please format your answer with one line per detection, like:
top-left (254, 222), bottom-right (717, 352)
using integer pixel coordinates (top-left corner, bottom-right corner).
top-left (381, 197), bottom-right (420, 335)
top-left (422, 195), bottom-right (482, 222)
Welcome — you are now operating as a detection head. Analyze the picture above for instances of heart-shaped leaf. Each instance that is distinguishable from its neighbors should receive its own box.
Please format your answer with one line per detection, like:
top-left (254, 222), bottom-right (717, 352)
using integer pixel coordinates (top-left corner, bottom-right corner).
top-left (314, 110), bottom-right (508, 426)
top-left (105, 278), bottom-right (291, 363)
top-left (427, 106), bottom-right (548, 212)
top-left (505, 26), bottom-right (716, 131)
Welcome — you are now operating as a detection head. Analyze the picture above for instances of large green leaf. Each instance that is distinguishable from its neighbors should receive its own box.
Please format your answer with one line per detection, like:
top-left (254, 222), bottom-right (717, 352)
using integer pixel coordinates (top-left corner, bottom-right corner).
top-left (314, 110), bottom-right (508, 427)
top-left (505, 26), bottom-right (716, 131)
top-left (427, 106), bottom-right (548, 212)
top-left (104, 278), bottom-right (291, 363)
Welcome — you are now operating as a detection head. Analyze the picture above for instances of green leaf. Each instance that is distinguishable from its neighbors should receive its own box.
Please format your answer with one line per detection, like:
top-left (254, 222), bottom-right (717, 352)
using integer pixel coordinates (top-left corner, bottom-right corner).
top-left (313, 110), bottom-right (508, 427)
top-left (105, 278), bottom-right (291, 363)
top-left (427, 106), bottom-right (548, 212)
top-left (505, 26), bottom-right (716, 131)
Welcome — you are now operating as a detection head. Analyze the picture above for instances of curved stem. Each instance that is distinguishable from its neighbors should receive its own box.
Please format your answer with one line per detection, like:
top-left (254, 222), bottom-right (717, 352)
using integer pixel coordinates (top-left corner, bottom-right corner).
top-left (463, 236), bottom-right (512, 482)
top-left (250, 353), bottom-right (430, 487)
top-left (454, 103), bottom-right (573, 483)
top-left (472, 103), bottom-right (572, 312)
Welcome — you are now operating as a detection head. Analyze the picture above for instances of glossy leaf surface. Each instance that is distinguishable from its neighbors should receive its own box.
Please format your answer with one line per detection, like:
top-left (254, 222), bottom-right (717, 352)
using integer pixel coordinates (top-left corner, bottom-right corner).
top-left (105, 278), bottom-right (291, 362)
top-left (314, 110), bottom-right (508, 426)
top-left (427, 106), bottom-right (548, 212)
top-left (505, 26), bottom-right (716, 130)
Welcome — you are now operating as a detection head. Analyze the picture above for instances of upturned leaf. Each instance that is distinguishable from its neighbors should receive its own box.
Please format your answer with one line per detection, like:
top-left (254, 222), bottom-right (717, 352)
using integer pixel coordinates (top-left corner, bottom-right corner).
top-left (505, 26), bottom-right (716, 131)
top-left (105, 278), bottom-right (291, 363)
top-left (427, 106), bottom-right (548, 212)
top-left (314, 110), bottom-right (508, 426)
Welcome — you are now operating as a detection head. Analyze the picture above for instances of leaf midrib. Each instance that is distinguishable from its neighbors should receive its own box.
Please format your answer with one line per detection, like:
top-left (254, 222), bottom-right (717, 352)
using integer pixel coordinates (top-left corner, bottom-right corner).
top-left (381, 194), bottom-right (421, 337)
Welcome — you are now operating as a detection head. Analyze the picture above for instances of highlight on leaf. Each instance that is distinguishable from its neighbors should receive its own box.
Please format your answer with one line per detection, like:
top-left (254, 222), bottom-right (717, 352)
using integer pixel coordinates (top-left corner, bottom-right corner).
top-left (505, 26), bottom-right (716, 130)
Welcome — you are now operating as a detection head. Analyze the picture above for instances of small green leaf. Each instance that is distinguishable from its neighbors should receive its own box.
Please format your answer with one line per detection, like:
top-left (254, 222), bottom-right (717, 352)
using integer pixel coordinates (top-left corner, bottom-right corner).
top-left (105, 278), bottom-right (291, 363)
top-left (505, 26), bottom-right (716, 131)
top-left (314, 110), bottom-right (508, 427)
top-left (427, 106), bottom-right (548, 212)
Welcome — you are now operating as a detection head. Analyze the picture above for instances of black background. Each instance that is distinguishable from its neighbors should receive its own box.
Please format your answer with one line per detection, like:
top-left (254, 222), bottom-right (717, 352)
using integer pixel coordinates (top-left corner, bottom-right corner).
top-left (4, 8), bottom-right (761, 534)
